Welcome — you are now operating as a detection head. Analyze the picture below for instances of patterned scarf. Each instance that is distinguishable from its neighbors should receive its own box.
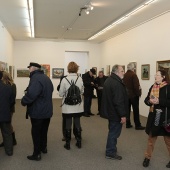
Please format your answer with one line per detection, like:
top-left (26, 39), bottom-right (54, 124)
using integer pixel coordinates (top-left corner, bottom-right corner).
top-left (149, 81), bottom-right (167, 112)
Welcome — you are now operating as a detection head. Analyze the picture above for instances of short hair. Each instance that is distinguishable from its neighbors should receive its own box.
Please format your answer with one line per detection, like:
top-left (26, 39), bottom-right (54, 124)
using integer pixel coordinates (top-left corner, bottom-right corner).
top-left (158, 70), bottom-right (170, 84)
top-left (111, 65), bottom-right (120, 74)
top-left (127, 63), bottom-right (135, 71)
top-left (67, 62), bottom-right (79, 73)
top-left (2, 71), bottom-right (14, 85)
top-left (0, 71), bottom-right (3, 80)
top-left (99, 71), bottom-right (104, 74)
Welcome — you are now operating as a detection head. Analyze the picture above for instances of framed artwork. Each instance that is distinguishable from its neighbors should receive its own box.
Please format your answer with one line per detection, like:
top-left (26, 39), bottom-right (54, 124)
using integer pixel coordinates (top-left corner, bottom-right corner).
top-left (41, 64), bottom-right (50, 77)
top-left (106, 65), bottom-right (110, 76)
top-left (0, 61), bottom-right (8, 71)
top-left (52, 68), bottom-right (64, 78)
top-left (17, 69), bottom-right (30, 77)
top-left (156, 60), bottom-right (170, 79)
top-left (129, 62), bottom-right (137, 73)
top-left (141, 64), bottom-right (150, 80)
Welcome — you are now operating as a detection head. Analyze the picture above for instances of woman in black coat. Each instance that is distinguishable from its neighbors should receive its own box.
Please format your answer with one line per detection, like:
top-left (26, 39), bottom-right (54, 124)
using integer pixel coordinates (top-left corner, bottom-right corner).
top-left (143, 70), bottom-right (170, 168)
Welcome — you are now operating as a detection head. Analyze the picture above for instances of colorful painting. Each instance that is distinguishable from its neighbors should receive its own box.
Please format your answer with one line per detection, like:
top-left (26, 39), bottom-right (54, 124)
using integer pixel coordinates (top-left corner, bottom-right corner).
top-left (52, 68), bottom-right (64, 78)
top-left (41, 64), bottom-right (50, 77)
top-left (157, 60), bottom-right (170, 79)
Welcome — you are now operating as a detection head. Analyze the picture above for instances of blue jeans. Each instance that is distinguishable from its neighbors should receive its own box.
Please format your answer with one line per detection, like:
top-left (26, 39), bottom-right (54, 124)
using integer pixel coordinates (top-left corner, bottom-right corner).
top-left (84, 96), bottom-right (92, 113)
top-left (106, 120), bottom-right (122, 155)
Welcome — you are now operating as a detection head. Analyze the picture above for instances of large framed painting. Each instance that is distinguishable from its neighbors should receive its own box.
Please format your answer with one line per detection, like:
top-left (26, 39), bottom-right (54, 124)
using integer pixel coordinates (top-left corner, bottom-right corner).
top-left (41, 64), bottom-right (50, 77)
top-left (52, 68), bottom-right (64, 78)
top-left (106, 65), bottom-right (110, 76)
top-left (141, 64), bottom-right (150, 80)
top-left (157, 60), bottom-right (170, 79)
top-left (17, 69), bottom-right (30, 77)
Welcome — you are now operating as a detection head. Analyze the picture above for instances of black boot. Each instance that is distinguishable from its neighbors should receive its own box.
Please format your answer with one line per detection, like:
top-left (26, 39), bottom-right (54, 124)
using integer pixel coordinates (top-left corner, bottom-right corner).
top-left (27, 154), bottom-right (41, 161)
top-left (64, 129), bottom-right (71, 150)
top-left (75, 128), bottom-right (82, 149)
top-left (12, 132), bottom-right (17, 145)
top-left (143, 158), bottom-right (150, 167)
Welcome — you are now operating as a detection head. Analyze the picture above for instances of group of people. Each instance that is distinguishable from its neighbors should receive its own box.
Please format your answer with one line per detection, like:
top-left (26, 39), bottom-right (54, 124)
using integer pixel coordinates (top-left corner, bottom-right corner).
top-left (0, 61), bottom-right (170, 169)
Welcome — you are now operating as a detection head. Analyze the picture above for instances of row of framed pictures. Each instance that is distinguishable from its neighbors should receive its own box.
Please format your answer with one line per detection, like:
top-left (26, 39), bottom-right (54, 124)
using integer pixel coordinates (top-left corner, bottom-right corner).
top-left (105, 60), bottom-right (170, 80)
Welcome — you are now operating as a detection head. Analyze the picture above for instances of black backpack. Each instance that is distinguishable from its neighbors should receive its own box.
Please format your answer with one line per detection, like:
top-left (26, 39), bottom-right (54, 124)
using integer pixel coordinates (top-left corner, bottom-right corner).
top-left (64, 76), bottom-right (82, 105)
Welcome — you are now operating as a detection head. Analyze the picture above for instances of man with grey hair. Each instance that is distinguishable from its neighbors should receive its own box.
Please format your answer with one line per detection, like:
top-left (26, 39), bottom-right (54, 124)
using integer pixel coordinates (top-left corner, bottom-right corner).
top-left (21, 62), bottom-right (54, 161)
top-left (101, 65), bottom-right (128, 160)
top-left (123, 63), bottom-right (145, 130)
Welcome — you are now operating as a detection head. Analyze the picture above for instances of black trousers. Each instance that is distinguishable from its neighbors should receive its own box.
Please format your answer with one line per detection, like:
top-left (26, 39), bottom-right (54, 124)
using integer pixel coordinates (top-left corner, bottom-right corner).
top-left (97, 91), bottom-right (102, 113)
top-left (84, 96), bottom-right (92, 114)
top-left (30, 118), bottom-right (50, 155)
top-left (126, 96), bottom-right (141, 127)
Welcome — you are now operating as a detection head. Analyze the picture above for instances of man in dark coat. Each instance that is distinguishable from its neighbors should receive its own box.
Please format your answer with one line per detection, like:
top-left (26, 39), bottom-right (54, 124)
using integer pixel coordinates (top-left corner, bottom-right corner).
top-left (0, 71), bottom-right (15, 156)
top-left (94, 71), bottom-right (107, 115)
top-left (82, 68), bottom-right (96, 117)
top-left (21, 62), bottom-right (54, 161)
top-left (101, 65), bottom-right (128, 160)
top-left (123, 63), bottom-right (145, 130)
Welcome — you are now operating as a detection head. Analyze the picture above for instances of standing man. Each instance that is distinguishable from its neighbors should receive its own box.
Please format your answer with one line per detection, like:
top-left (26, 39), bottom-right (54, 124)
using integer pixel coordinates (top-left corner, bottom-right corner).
top-left (94, 71), bottom-right (107, 115)
top-left (101, 65), bottom-right (128, 160)
top-left (0, 71), bottom-right (15, 156)
top-left (21, 62), bottom-right (54, 161)
top-left (82, 68), bottom-right (96, 117)
top-left (123, 63), bottom-right (145, 130)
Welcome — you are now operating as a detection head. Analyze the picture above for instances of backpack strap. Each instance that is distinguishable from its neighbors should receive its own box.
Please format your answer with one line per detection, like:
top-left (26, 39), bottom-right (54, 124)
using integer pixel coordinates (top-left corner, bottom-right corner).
top-left (75, 76), bottom-right (79, 84)
top-left (65, 77), bottom-right (71, 85)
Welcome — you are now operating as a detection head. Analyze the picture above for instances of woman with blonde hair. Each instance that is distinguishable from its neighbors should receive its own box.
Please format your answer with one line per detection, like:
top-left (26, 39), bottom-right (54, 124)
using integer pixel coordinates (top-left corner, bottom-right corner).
top-left (0, 71), bottom-right (17, 147)
top-left (59, 61), bottom-right (84, 150)
top-left (143, 70), bottom-right (170, 168)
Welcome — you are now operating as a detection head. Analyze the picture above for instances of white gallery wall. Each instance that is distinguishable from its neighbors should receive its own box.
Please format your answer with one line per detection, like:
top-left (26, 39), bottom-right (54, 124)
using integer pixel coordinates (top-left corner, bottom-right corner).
top-left (14, 41), bottom-right (100, 99)
top-left (99, 12), bottom-right (170, 117)
top-left (0, 21), bottom-right (14, 65)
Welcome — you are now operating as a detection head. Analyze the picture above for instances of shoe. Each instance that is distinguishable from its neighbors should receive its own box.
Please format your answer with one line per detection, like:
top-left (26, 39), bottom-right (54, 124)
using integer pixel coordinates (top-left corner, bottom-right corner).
top-left (105, 154), bottom-right (122, 160)
top-left (6, 152), bottom-right (13, 156)
top-left (143, 158), bottom-right (150, 167)
top-left (0, 142), bottom-right (4, 147)
top-left (27, 154), bottom-right (41, 161)
top-left (89, 112), bottom-right (94, 116)
top-left (135, 126), bottom-right (145, 130)
top-left (166, 161), bottom-right (170, 168)
top-left (126, 125), bottom-right (133, 128)
top-left (41, 148), bottom-right (47, 154)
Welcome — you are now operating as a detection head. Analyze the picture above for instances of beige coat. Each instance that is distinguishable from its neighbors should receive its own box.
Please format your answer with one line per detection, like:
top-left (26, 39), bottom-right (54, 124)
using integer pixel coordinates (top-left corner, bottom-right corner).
top-left (59, 73), bottom-right (84, 114)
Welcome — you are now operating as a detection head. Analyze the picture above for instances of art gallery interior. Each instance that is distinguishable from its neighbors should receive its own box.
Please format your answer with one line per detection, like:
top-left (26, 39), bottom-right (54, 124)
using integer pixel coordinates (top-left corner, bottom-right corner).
top-left (0, 0), bottom-right (170, 169)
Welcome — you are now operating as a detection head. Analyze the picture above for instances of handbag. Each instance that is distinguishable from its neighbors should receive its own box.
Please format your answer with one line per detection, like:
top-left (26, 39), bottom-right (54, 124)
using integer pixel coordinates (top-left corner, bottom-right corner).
top-left (162, 86), bottom-right (170, 132)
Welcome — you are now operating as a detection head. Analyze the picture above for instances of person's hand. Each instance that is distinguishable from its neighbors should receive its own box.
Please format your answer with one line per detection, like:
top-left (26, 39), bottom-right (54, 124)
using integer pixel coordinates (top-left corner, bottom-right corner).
top-left (120, 117), bottom-right (126, 124)
top-left (150, 97), bottom-right (159, 104)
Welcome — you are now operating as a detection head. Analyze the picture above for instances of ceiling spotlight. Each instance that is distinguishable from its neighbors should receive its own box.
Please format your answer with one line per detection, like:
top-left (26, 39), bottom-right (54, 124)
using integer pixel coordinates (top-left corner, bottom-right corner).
top-left (85, 10), bottom-right (90, 14)
top-left (79, 3), bottom-right (94, 16)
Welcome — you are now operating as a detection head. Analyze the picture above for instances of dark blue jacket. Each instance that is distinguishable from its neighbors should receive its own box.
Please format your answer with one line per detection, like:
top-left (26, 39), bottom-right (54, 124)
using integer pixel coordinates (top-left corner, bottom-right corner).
top-left (21, 70), bottom-right (54, 119)
top-left (100, 73), bottom-right (128, 121)
top-left (0, 80), bottom-right (15, 122)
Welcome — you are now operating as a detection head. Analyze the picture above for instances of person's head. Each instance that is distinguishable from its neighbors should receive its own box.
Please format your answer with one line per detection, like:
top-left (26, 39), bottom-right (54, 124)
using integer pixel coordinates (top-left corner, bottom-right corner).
top-left (67, 61), bottom-right (79, 73)
top-left (89, 68), bottom-right (96, 77)
top-left (27, 62), bottom-right (41, 72)
top-left (127, 63), bottom-right (135, 72)
top-left (155, 70), bottom-right (170, 84)
top-left (111, 65), bottom-right (124, 79)
top-left (98, 71), bottom-right (104, 78)
top-left (2, 71), bottom-right (13, 85)
top-left (0, 71), bottom-right (3, 80)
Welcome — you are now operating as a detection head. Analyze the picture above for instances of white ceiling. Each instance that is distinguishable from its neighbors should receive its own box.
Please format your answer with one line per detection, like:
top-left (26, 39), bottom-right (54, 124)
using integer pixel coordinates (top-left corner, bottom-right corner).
top-left (0, 0), bottom-right (169, 43)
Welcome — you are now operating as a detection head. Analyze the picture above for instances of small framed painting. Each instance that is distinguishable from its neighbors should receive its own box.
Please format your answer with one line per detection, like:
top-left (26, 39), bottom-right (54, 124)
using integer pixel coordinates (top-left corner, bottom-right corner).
top-left (17, 69), bottom-right (30, 77)
top-left (141, 64), bottom-right (150, 80)
top-left (52, 68), bottom-right (64, 78)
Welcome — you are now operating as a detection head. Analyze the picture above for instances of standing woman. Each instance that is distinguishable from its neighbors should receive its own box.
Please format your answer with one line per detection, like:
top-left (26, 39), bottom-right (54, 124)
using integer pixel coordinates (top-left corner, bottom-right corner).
top-left (143, 70), bottom-right (170, 168)
top-left (0, 71), bottom-right (17, 147)
top-left (59, 61), bottom-right (84, 150)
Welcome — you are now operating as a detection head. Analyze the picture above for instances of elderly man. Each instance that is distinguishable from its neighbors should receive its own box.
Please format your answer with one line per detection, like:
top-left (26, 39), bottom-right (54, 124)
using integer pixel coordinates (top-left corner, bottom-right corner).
top-left (123, 63), bottom-right (145, 130)
top-left (82, 68), bottom-right (96, 117)
top-left (101, 65), bottom-right (128, 160)
top-left (21, 62), bottom-right (54, 161)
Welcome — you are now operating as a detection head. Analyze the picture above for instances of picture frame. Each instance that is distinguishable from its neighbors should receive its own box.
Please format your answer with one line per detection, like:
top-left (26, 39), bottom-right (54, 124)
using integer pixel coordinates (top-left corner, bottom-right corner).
top-left (156, 60), bottom-right (170, 79)
top-left (41, 64), bottom-right (50, 77)
top-left (106, 65), bottom-right (110, 76)
top-left (17, 69), bottom-right (30, 77)
top-left (52, 68), bottom-right (64, 78)
top-left (141, 64), bottom-right (150, 80)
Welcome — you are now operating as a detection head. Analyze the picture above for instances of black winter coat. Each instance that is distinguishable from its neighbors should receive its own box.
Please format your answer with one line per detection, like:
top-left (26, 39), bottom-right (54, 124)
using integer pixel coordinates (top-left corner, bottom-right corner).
top-left (144, 84), bottom-right (170, 137)
top-left (100, 73), bottom-right (128, 121)
top-left (82, 72), bottom-right (95, 97)
top-left (21, 70), bottom-right (54, 119)
top-left (0, 80), bottom-right (15, 122)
